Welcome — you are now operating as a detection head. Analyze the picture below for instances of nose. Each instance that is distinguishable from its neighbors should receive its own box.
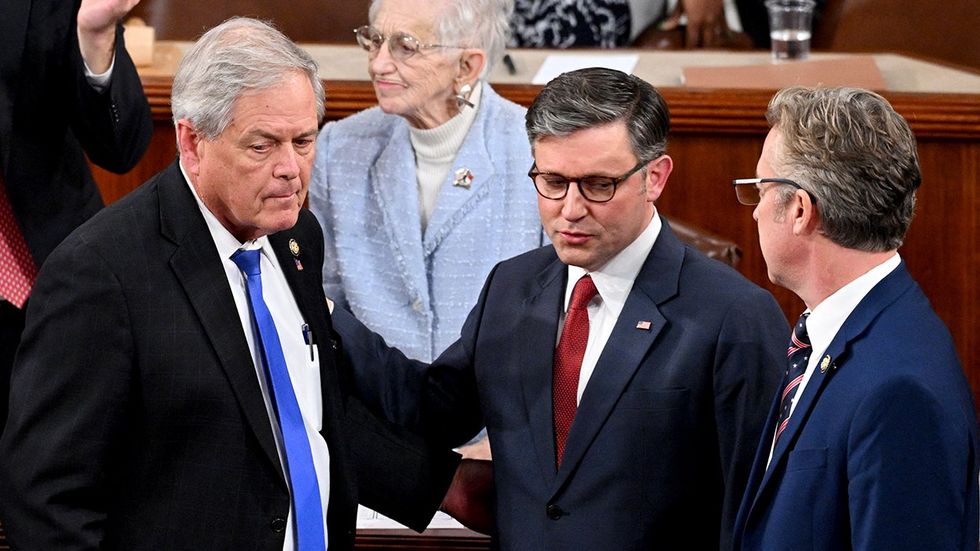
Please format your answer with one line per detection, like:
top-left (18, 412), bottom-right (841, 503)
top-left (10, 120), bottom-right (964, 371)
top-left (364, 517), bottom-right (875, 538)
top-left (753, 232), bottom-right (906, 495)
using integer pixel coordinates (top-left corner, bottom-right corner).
top-left (752, 202), bottom-right (761, 222)
top-left (368, 41), bottom-right (395, 76)
top-left (273, 145), bottom-right (301, 181)
top-left (560, 182), bottom-right (589, 221)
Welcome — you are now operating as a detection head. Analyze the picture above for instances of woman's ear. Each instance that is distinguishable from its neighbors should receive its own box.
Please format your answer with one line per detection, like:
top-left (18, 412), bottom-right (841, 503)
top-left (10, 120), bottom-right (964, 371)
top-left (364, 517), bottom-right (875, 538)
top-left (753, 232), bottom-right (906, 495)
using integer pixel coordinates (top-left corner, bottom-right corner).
top-left (456, 48), bottom-right (486, 85)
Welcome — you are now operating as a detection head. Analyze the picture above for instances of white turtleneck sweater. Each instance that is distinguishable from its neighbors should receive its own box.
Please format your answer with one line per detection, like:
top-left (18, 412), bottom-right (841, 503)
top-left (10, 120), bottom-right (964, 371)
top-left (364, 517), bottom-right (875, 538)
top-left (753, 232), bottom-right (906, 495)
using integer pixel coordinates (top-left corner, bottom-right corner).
top-left (408, 81), bottom-right (483, 231)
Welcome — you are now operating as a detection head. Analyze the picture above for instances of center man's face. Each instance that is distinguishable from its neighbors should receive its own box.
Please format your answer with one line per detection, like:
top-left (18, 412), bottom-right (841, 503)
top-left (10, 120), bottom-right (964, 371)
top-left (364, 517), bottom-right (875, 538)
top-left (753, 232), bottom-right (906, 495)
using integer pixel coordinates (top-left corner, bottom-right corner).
top-left (190, 71), bottom-right (319, 242)
top-left (535, 121), bottom-right (656, 272)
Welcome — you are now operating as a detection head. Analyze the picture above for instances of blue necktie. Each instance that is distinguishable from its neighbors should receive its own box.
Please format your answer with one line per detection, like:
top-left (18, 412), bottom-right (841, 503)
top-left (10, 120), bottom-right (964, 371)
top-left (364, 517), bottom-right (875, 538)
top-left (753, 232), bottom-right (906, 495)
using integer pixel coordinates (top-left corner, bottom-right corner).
top-left (231, 249), bottom-right (325, 550)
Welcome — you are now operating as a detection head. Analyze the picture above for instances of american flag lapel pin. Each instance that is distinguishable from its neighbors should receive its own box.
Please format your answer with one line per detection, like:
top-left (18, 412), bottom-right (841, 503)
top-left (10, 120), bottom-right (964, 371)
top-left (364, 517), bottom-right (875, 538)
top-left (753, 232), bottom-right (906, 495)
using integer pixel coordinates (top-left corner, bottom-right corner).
top-left (636, 320), bottom-right (652, 330)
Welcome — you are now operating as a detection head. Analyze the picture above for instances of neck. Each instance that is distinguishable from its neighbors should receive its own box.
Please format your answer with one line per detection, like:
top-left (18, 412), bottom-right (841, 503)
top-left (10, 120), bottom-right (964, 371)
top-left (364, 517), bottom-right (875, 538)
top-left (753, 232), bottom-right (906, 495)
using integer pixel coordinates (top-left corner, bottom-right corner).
top-left (794, 244), bottom-right (897, 309)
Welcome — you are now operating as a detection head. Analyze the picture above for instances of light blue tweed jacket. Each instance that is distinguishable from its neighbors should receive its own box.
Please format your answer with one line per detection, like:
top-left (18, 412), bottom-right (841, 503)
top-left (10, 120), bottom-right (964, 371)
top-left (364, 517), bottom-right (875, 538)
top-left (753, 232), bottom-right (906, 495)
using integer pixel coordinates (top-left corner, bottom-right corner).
top-left (309, 84), bottom-right (544, 362)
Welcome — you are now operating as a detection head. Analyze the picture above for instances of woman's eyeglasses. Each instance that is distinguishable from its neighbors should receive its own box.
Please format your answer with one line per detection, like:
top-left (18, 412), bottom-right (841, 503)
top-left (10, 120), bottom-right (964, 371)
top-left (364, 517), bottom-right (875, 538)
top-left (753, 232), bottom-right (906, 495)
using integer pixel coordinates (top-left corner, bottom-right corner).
top-left (354, 25), bottom-right (463, 62)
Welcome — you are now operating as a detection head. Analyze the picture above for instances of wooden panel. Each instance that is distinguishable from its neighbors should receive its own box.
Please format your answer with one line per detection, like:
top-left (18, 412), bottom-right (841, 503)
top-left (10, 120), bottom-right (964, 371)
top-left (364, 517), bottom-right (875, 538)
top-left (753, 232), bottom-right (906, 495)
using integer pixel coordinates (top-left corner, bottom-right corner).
top-left (90, 75), bottom-right (980, 413)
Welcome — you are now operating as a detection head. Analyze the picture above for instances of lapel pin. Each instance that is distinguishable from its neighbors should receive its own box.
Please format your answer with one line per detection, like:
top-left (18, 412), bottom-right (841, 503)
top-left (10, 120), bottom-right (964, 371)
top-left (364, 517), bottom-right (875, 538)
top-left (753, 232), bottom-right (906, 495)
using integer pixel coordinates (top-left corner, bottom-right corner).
top-left (453, 167), bottom-right (474, 189)
top-left (288, 239), bottom-right (303, 270)
top-left (820, 355), bottom-right (832, 373)
top-left (636, 320), bottom-right (652, 330)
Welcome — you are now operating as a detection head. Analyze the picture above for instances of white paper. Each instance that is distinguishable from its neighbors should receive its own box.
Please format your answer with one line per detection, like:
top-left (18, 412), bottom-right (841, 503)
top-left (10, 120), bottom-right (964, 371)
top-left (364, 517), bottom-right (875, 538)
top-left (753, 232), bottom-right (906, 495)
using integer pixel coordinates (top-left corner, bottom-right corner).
top-left (531, 54), bottom-right (640, 85)
top-left (356, 505), bottom-right (465, 529)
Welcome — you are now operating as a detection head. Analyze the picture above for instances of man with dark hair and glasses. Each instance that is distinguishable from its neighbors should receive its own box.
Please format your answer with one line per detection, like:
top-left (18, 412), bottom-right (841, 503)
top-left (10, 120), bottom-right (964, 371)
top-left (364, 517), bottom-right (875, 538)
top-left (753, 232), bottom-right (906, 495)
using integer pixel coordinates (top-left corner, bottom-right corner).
top-left (335, 67), bottom-right (788, 549)
top-left (732, 87), bottom-right (978, 550)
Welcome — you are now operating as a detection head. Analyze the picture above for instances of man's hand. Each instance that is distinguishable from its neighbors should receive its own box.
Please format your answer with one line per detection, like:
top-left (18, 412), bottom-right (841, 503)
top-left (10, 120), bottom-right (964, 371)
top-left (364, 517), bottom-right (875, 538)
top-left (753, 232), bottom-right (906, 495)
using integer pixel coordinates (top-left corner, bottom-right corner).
top-left (77, 0), bottom-right (141, 73)
top-left (440, 458), bottom-right (494, 535)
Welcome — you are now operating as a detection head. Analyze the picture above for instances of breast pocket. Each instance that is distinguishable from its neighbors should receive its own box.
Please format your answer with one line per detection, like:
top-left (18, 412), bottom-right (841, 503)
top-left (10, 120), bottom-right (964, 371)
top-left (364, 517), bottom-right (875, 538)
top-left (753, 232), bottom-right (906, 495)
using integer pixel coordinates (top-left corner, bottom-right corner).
top-left (619, 388), bottom-right (690, 411)
top-left (786, 447), bottom-right (828, 472)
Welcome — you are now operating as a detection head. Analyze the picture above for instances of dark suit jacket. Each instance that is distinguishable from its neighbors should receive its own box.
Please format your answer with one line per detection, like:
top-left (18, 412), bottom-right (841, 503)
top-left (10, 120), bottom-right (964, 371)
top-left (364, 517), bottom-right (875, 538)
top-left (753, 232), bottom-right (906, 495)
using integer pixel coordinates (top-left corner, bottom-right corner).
top-left (0, 0), bottom-right (152, 267)
top-left (0, 162), bottom-right (457, 550)
top-left (336, 219), bottom-right (788, 550)
top-left (733, 263), bottom-right (980, 550)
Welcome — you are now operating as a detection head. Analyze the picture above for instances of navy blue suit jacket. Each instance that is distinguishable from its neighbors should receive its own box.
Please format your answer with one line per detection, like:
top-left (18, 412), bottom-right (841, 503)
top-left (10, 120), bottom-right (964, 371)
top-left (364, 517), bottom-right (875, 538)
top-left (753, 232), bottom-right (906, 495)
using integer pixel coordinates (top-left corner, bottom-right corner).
top-left (733, 263), bottom-right (979, 550)
top-left (336, 218), bottom-right (788, 550)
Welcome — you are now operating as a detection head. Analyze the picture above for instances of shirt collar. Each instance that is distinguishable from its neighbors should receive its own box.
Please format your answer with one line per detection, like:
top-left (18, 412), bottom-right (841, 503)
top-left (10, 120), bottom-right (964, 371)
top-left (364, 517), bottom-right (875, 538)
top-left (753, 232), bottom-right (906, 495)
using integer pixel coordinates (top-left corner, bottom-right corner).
top-left (179, 160), bottom-right (271, 260)
top-left (804, 253), bottom-right (901, 360)
top-left (565, 210), bottom-right (662, 315)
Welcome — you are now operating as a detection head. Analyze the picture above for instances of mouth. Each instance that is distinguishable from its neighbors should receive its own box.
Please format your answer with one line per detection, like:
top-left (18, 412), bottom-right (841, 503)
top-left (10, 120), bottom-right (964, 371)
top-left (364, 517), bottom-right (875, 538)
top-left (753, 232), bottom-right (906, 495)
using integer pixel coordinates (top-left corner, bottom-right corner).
top-left (557, 230), bottom-right (593, 245)
top-left (373, 78), bottom-right (406, 90)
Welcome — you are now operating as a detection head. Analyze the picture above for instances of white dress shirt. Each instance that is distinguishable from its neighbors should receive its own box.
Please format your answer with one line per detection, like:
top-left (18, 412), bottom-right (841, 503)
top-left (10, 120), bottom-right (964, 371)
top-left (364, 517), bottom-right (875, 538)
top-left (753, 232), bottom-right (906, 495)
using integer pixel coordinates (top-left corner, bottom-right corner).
top-left (181, 163), bottom-right (331, 550)
top-left (766, 253), bottom-right (901, 467)
top-left (559, 212), bottom-right (663, 404)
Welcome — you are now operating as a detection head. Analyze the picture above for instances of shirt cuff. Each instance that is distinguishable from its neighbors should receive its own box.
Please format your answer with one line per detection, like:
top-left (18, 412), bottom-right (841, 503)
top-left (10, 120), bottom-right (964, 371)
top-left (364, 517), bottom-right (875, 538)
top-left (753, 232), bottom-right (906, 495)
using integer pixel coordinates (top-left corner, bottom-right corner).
top-left (83, 54), bottom-right (115, 92)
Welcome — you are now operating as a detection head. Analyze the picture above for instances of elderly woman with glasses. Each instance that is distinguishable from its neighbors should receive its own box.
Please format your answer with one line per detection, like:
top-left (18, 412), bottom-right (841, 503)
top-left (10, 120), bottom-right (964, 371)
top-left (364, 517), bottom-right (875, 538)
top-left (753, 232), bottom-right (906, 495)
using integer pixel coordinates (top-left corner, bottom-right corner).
top-left (309, 0), bottom-right (542, 368)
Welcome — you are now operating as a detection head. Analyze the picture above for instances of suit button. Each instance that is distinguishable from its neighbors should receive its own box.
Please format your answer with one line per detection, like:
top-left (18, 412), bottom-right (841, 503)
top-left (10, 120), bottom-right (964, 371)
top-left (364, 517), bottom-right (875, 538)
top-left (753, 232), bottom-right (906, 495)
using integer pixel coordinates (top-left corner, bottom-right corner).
top-left (546, 504), bottom-right (564, 520)
top-left (270, 516), bottom-right (287, 532)
top-left (411, 299), bottom-right (423, 313)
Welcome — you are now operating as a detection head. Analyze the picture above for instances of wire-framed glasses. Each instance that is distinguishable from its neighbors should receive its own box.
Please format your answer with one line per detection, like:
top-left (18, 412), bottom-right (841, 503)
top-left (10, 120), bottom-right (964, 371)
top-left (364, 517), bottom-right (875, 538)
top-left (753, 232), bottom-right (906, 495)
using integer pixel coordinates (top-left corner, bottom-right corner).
top-left (529, 160), bottom-right (649, 203)
top-left (354, 25), bottom-right (463, 61)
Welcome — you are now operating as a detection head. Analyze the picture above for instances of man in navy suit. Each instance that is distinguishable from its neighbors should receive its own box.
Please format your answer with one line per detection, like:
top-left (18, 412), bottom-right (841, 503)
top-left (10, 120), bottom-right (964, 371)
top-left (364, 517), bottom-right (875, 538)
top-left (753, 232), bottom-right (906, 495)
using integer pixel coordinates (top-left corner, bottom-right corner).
top-left (731, 86), bottom-right (979, 550)
top-left (335, 67), bottom-right (787, 549)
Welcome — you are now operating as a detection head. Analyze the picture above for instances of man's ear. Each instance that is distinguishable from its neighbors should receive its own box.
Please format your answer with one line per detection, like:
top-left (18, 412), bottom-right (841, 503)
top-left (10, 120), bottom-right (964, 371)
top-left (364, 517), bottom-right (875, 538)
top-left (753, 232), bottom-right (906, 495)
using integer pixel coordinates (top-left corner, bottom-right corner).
top-left (455, 48), bottom-right (486, 91)
top-left (175, 119), bottom-right (203, 177)
top-left (792, 190), bottom-right (820, 236)
top-left (643, 155), bottom-right (674, 203)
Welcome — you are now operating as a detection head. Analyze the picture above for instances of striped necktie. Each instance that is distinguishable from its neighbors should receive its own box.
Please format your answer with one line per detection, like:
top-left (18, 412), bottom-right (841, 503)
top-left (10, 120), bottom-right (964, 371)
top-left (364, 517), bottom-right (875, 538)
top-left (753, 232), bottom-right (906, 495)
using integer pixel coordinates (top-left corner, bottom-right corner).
top-left (774, 312), bottom-right (811, 446)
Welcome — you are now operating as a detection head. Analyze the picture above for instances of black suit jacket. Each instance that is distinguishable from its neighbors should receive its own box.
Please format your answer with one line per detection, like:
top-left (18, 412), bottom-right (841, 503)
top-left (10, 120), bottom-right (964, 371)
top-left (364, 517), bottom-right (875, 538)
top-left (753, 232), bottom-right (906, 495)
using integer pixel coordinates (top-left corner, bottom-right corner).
top-left (0, 161), bottom-right (457, 550)
top-left (337, 219), bottom-right (788, 550)
top-left (0, 0), bottom-right (153, 267)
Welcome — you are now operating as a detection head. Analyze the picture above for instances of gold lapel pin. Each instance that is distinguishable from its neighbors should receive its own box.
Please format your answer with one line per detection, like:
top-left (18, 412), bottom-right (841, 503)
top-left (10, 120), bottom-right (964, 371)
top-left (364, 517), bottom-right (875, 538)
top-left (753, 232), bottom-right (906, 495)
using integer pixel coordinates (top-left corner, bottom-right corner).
top-left (288, 239), bottom-right (300, 257)
top-left (453, 167), bottom-right (474, 189)
top-left (820, 355), bottom-right (832, 373)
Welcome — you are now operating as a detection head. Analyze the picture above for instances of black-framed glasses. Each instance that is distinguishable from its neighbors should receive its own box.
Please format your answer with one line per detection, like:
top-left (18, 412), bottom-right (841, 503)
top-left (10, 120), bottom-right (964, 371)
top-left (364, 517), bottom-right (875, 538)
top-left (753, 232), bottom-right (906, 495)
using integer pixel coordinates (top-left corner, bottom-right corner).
top-left (529, 160), bottom-right (649, 203)
top-left (733, 177), bottom-right (816, 206)
top-left (353, 25), bottom-right (463, 62)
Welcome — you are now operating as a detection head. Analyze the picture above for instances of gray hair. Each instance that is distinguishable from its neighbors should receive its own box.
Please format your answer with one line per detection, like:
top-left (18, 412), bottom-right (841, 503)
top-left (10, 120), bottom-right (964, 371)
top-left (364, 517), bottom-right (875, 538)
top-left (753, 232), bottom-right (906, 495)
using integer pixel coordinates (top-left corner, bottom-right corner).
top-left (767, 86), bottom-right (920, 252)
top-left (526, 67), bottom-right (669, 161)
top-left (171, 17), bottom-right (325, 140)
top-left (368, 0), bottom-right (513, 77)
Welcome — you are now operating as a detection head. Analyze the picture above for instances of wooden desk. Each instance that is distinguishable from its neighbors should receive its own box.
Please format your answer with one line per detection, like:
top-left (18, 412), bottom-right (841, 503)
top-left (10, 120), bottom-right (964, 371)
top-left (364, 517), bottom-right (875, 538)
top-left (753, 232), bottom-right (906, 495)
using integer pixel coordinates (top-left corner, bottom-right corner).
top-left (85, 43), bottom-right (978, 551)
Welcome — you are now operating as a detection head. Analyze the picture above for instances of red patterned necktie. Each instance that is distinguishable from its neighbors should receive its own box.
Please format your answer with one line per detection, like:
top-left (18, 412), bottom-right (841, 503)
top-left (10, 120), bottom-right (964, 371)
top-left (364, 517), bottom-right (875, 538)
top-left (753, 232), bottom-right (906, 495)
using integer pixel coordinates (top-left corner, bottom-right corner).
top-left (773, 312), bottom-right (811, 446)
top-left (0, 174), bottom-right (37, 308)
top-left (553, 274), bottom-right (598, 468)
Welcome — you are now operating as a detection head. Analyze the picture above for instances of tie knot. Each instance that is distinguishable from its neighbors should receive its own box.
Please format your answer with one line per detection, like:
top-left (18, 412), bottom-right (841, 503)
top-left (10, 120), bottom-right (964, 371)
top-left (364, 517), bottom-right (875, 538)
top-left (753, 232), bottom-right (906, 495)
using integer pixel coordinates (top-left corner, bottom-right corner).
top-left (569, 275), bottom-right (598, 311)
top-left (788, 312), bottom-right (811, 356)
top-left (231, 248), bottom-right (262, 277)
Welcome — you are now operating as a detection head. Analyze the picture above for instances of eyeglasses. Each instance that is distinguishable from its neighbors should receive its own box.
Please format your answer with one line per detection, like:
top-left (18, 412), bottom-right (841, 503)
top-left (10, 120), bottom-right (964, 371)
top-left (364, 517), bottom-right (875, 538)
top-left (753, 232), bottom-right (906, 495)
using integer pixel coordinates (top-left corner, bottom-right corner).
top-left (732, 177), bottom-right (816, 205)
top-left (529, 160), bottom-right (649, 203)
top-left (353, 25), bottom-right (463, 61)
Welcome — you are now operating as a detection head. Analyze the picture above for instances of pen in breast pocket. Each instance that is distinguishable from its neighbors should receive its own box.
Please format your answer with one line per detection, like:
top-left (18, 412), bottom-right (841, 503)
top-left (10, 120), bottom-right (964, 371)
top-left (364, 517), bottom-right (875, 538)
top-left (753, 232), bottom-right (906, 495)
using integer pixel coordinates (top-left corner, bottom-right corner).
top-left (301, 323), bottom-right (314, 361)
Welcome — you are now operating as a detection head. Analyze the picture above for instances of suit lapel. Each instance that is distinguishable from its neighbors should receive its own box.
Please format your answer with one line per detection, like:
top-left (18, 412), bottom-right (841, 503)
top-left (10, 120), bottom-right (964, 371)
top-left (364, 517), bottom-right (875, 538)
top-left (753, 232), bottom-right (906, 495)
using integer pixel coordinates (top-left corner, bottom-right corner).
top-left (745, 263), bottom-right (915, 520)
top-left (368, 123), bottom-right (429, 307)
top-left (553, 220), bottom-right (683, 490)
top-left (159, 162), bottom-right (283, 477)
top-left (268, 220), bottom-right (341, 439)
top-left (520, 255), bottom-right (566, 484)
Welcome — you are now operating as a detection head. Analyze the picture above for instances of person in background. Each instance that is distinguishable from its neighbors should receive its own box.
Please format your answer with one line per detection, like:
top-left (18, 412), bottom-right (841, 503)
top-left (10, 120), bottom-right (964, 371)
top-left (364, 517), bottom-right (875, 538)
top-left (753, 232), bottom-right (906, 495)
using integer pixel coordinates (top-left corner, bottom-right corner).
top-left (509, 0), bottom-right (825, 49)
top-left (309, 0), bottom-right (543, 368)
top-left (334, 67), bottom-right (788, 549)
top-left (732, 86), bottom-right (979, 550)
top-left (0, 0), bottom-right (152, 436)
top-left (0, 17), bottom-right (459, 550)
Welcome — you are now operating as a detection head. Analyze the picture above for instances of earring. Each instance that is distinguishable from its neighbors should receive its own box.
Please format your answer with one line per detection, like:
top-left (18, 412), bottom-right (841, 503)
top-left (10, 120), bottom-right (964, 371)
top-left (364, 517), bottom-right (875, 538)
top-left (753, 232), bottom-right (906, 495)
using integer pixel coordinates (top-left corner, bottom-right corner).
top-left (455, 83), bottom-right (474, 108)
